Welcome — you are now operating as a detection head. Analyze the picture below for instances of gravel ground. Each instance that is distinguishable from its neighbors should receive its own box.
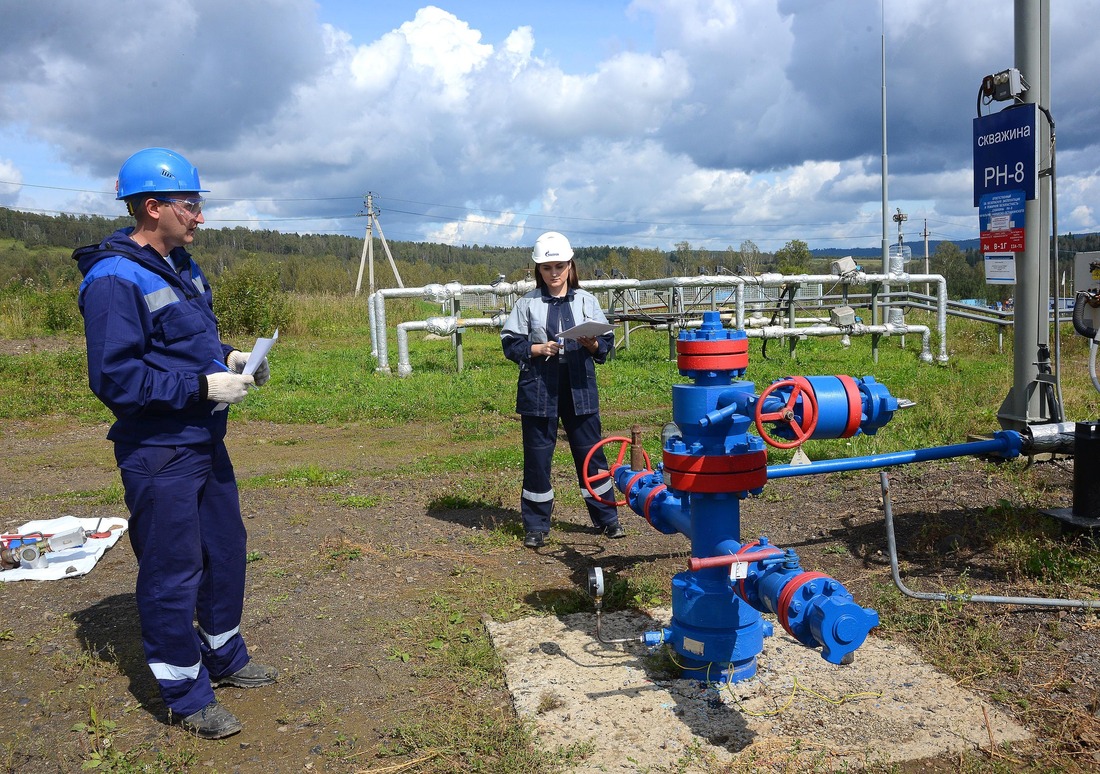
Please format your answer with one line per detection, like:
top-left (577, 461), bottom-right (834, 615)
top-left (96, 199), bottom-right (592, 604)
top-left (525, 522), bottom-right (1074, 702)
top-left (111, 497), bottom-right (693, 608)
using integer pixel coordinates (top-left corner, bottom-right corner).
top-left (1, 416), bottom-right (1099, 772)
top-left (488, 608), bottom-right (1030, 772)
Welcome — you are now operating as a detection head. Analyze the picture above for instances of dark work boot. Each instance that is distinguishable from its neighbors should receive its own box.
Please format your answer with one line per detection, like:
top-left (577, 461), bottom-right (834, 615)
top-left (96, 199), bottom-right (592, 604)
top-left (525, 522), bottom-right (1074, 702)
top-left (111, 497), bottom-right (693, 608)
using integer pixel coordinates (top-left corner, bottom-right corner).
top-left (176, 700), bottom-right (242, 739)
top-left (523, 531), bottom-right (546, 548)
top-left (212, 661), bottom-right (279, 689)
top-left (602, 522), bottom-right (626, 539)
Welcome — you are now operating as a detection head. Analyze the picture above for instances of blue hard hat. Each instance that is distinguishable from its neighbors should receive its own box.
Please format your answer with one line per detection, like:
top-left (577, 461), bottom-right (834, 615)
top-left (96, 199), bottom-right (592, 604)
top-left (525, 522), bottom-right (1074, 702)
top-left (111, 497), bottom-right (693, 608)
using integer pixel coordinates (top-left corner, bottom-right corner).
top-left (115, 147), bottom-right (208, 199)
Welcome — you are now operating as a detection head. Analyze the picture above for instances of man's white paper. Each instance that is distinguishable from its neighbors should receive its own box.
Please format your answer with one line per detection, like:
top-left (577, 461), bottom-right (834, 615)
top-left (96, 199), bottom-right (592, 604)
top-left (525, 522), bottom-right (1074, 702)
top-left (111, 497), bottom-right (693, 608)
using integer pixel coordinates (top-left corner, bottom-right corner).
top-left (243, 328), bottom-right (278, 375)
top-left (214, 328), bottom-right (279, 412)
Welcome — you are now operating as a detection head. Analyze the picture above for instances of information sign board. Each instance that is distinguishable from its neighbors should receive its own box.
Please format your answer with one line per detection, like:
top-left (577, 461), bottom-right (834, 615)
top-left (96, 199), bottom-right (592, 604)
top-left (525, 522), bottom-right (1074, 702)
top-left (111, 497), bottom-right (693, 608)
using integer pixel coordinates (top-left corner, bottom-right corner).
top-left (984, 253), bottom-right (1016, 285)
top-left (973, 103), bottom-right (1037, 206)
top-left (979, 189), bottom-right (1026, 253)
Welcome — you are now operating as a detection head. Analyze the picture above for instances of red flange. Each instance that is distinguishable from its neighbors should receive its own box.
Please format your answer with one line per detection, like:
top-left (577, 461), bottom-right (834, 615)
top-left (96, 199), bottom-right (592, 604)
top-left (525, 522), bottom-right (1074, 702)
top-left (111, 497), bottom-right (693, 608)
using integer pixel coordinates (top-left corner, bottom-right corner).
top-left (777, 571), bottom-right (829, 637)
top-left (663, 449), bottom-right (768, 493)
top-left (676, 337), bottom-right (749, 371)
top-left (837, 374), bottom-right (863, 438)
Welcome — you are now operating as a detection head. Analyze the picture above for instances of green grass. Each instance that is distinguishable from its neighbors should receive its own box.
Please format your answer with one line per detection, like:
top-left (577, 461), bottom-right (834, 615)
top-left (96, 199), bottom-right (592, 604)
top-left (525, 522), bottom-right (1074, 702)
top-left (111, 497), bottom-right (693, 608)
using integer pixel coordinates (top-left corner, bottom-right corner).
top-left (7, 300), bottom-right (1100, 446)
top-left (414, 446), bottom-right (524, 474)
top-left (7, 294), bottom-right (1100, 772)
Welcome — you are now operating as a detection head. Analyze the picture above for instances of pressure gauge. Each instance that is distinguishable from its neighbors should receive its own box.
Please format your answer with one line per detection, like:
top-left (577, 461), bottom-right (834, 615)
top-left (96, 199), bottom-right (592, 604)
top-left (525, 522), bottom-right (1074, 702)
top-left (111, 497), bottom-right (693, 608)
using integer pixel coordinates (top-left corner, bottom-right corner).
top-left (587, 566), bottom-right (605, 599)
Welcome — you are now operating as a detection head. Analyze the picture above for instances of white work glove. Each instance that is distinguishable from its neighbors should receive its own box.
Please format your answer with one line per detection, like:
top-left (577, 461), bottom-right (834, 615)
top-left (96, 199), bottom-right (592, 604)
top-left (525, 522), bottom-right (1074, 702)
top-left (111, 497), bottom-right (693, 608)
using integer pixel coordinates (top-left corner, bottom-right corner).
top-left (205, 372), bottom-right (255, 404)
top-left (226, 350), bottom-right (270, 386)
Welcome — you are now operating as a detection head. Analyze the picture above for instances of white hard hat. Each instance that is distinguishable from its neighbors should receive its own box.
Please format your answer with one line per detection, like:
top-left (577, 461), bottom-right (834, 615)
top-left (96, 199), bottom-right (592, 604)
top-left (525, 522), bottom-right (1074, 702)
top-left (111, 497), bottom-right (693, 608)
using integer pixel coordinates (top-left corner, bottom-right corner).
top-left (532, 231), bottom-right (574, 263)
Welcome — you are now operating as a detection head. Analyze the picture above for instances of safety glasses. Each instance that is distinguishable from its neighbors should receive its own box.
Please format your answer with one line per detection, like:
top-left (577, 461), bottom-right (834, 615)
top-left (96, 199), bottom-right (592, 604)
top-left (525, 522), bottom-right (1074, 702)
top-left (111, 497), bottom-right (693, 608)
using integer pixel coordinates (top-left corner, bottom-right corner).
top-left (157, 197), bottom-right (205, 217)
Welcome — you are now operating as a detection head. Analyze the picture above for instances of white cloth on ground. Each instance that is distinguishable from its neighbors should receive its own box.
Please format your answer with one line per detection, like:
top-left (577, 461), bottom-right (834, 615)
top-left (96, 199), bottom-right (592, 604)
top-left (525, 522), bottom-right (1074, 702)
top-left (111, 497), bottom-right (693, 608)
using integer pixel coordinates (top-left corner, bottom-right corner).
top-left (0, 515), bottom-right (128, 582)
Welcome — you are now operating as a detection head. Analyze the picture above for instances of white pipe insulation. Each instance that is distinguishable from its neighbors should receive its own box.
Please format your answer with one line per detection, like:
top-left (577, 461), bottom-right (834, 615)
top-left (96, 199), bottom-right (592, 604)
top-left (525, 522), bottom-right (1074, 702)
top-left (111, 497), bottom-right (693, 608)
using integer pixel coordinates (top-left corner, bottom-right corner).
top-left (395, 315), bottom-right (507, 377)
top-left (370, 272), bottom-right (950, 374)
top-left (370, 280), bottom-right (537, 372)
top-left (743, 323), bottom-right (932, 363)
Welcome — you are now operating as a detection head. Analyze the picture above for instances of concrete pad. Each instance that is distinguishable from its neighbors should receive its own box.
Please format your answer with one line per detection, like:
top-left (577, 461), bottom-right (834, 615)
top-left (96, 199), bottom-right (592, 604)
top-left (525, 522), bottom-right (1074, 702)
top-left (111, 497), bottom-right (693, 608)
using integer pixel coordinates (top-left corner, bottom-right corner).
top-left (486, 608), bottom-right (1030, 772)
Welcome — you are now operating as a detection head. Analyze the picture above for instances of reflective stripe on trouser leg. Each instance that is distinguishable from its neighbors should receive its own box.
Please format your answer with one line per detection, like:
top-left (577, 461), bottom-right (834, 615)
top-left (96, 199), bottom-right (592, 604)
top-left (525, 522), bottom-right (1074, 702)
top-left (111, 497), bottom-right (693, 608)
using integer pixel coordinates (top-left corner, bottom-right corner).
top-left (116, 441), bottom-right (249, 717)
top-left (521, 415), bottom-right (558, 534)
top-left (561, 410), bottom-right (619, 528)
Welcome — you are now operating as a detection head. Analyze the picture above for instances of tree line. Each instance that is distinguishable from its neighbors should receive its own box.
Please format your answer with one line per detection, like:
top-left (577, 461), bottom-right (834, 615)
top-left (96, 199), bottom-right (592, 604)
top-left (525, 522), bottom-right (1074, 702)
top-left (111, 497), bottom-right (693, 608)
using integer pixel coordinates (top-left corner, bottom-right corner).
top-left (0, 206), bottom-right (1094, 303)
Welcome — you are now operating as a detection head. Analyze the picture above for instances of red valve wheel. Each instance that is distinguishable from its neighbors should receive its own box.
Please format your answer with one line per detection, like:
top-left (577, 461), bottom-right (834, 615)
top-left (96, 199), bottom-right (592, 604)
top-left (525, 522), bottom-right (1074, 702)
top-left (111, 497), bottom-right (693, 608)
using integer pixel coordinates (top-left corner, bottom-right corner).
top-left (583, 436), bottom-right (652, 507)
top-left (754, 378), bottom-right (819, 450)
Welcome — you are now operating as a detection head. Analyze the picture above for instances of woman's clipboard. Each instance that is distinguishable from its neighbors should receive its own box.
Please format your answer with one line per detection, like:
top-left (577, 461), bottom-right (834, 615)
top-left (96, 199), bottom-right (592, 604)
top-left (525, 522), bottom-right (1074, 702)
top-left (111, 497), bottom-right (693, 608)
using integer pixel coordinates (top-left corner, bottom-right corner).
top-left (558, 321), bottom-right (614, 340)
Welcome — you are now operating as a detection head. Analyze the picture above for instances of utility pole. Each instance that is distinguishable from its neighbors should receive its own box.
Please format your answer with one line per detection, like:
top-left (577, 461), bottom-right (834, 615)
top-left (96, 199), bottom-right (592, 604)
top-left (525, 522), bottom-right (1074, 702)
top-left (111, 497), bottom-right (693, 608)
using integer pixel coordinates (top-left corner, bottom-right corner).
top-left (354, 193), bottom-right (373, 297)
top-left (354, 192), bottom-right (404, 296)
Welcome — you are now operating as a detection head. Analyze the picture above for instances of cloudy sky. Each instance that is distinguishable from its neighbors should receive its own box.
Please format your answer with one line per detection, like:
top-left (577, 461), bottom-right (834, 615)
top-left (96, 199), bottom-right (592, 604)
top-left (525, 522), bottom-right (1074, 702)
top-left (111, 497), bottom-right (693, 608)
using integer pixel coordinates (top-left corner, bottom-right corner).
top-left (1, 0), bottom-right (1097, 253)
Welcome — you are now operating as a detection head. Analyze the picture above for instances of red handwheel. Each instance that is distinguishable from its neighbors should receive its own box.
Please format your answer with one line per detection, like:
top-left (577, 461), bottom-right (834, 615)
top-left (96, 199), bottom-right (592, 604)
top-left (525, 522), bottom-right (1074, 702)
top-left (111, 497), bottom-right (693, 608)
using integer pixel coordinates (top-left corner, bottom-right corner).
top-left (583, 436), bottom-right (652, 507)
top-left (754, 378), bottom-right (819, 449)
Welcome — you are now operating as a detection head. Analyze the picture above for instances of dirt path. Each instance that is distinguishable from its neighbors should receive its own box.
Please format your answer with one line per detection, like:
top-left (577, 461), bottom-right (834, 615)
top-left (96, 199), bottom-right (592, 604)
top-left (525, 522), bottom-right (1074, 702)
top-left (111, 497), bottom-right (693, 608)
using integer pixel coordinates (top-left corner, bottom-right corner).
top-left (0, 418), bottom-right (1098, 772)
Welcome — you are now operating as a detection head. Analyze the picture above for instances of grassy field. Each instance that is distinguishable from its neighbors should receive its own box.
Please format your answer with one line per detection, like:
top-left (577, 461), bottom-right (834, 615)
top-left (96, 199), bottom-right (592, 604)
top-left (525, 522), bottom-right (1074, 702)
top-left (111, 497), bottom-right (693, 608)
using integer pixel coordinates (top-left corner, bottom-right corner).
top-left (4, 293), bottom-right (1100, 455)
top-left (4, 295), bottom-right (1100, 772)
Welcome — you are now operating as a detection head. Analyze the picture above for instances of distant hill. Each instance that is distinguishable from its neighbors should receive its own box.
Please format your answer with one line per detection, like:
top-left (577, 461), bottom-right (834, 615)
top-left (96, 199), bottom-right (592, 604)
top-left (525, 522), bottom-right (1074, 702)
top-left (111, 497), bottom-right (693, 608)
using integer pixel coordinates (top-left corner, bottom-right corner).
top-left (812, 239), bottom-right (981, 259)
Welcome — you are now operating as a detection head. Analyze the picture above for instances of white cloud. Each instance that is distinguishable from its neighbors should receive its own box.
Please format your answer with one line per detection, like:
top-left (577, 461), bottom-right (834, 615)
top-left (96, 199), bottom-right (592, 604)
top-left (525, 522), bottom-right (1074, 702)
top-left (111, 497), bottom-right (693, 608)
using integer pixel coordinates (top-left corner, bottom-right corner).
top-left (502, 27), bottom-right (536, 75)
top-left (425, 210), bottom-right (525, 246)
top-left (1068, 205), bottom-right (1096, 234)
top-left (0, 158), bottom-right (22, 205)
top-left (0, 0), bottom-right (1098, 249)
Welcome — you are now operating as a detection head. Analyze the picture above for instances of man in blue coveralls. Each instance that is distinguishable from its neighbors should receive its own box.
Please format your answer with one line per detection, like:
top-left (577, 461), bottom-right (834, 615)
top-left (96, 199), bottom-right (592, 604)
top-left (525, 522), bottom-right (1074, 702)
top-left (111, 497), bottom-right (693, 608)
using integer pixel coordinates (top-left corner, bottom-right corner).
top-left (74, 148), bottom-right (276, 739)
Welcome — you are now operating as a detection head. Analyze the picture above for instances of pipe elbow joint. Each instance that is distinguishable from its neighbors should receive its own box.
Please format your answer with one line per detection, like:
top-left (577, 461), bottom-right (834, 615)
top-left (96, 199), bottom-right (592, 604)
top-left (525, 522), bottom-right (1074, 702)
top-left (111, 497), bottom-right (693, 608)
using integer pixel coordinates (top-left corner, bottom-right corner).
top-left (1072, 292), bottom-right (1099, 339)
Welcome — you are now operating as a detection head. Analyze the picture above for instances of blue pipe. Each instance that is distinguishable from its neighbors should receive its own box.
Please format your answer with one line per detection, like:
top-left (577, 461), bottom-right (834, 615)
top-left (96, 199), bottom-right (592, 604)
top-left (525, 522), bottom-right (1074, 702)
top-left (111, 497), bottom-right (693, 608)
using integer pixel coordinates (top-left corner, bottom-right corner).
top-left (766, 431), bottom-right (1023, 479)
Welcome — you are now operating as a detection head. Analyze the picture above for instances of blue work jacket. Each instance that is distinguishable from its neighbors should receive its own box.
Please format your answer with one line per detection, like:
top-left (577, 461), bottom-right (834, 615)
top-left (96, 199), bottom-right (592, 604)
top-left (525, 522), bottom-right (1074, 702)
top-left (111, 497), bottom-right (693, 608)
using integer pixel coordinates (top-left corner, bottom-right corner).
top-left (74, 228), bottom-right (234, 446)
top-left (501, 287), bottom-right (613, 417)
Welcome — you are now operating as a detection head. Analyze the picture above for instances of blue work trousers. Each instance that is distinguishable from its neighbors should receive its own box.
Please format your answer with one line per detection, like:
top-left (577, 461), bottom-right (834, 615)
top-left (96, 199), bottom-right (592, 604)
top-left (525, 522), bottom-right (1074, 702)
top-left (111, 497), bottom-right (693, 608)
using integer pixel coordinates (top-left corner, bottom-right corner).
top-left (520, 406), bottom-right (618, 535)
top-left (115, 441), bottom-right (250, 717)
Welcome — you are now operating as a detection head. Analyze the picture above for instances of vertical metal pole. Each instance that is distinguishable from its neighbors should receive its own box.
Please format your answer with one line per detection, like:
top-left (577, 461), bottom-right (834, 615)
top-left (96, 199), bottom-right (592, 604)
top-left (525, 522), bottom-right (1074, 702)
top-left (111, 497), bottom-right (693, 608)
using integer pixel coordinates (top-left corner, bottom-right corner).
top-left (999, 0), bottom-right (1051, 429)
top-left (367, 219), bottom-right (375, 295)
top-left (891, 209), bottom-right (908, 348)
top-left (787, 284), bottom-right (797, 360)
top-left (923, 218), bottom-right (930, 297)
top-left (621, 290), bottom-right (631, 352)
top-left (452, 294), bottom-right (464, 373)
top-left (879, 12), bottom-right (890, 278)
top-left (667, 287), bottom-right (678, 361)
top-left (875, 13), bottom-right (888, 366)
top-left (871, 284), bottom-right (880, 364)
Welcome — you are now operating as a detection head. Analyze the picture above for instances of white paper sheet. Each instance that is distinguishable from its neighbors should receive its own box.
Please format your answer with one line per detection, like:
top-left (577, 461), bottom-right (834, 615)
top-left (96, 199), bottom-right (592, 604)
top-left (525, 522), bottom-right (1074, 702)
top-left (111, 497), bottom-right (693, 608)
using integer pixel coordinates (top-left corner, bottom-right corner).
top-left (242, 328), bottom-right (278, 375)
top-left (215, 328), bottom-right (279, 412)
top-left (558, 321), bottom-right (614, 340)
